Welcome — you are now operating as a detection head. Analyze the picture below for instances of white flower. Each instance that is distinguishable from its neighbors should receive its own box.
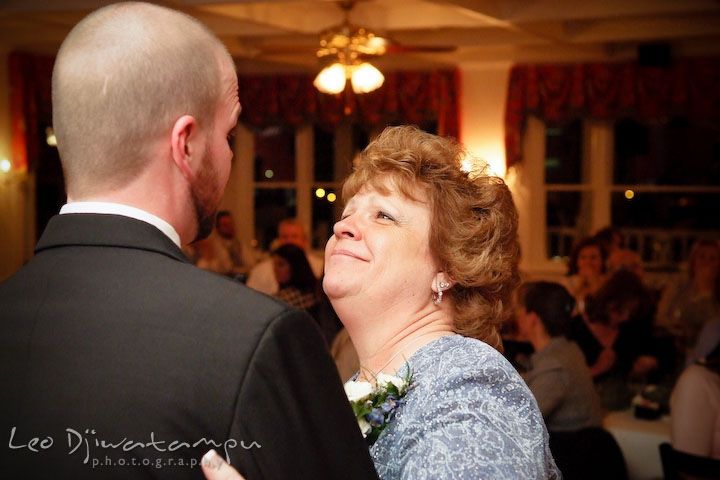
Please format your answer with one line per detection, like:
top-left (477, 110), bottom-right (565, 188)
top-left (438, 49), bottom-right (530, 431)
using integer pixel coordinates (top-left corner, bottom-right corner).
top-left (344, 380), bottom-right (373, 402)
top-left (376, 373), bottom-right (405, 391)
top-left (357, 417), bottom-right (372, 438)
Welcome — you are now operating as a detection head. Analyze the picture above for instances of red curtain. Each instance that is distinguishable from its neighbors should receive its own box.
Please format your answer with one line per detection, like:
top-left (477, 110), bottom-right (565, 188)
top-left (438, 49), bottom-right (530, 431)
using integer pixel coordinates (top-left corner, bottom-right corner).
top-left (504, 58), bottom-right (720, 169)
top-left (9, 52), bottom-right (54, 171)
top-left (9, 49), bottom-right (460, 173)
top-left (238, 69), bottom-right (460, 137)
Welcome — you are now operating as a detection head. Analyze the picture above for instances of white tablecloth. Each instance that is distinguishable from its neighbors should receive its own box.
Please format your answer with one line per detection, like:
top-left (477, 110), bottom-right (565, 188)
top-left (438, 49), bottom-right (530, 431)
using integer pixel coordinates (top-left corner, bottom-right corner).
top-left (604, 409), bottom-right (671, 480)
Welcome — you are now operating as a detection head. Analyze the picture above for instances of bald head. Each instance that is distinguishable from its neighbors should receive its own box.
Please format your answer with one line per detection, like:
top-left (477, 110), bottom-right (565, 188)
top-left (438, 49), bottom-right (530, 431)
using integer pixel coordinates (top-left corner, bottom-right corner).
top-left (52, 2), bottom-right (233, 197)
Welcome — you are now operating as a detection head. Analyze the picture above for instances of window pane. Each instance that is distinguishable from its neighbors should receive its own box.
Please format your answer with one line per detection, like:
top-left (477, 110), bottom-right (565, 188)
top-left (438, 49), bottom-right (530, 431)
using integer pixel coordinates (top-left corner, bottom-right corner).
top-left (353, 124), bottom-right (371, 154)
top-left (614, 117), bottom-right (720, 185)
top-left (311, 186), bottom-right (340, 250)
top-left (546, 191), bottom-right (589, 258)
top-left (611, 191), bottom-right (720, 230)
top-left (314, 126), bottom-right (335, 182)
top-left (254, 126), bottom-right (295, 182)
top-left (545, 120), bottom-right (582, 184)
top-left (612, 191), bottom-right (720, 266)
top-left (253, 188), bottom-right (296, 251)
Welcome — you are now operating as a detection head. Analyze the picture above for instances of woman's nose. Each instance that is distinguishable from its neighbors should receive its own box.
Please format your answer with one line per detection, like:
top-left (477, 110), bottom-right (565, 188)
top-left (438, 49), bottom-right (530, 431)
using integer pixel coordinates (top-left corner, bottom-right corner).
top-left (333, 215), bottom-right (361, 240)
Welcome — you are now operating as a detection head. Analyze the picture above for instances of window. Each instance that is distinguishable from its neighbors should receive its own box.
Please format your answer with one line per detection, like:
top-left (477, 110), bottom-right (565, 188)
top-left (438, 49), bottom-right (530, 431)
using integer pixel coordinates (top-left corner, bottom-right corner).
top-left (533, 116), bottom-right (720, 272)
top-left (611, 117), bottom-right (720, 266)
top-left (544, 120), bottom-right (592, 260)
top-left (245, 122), bottom-right (374, 253)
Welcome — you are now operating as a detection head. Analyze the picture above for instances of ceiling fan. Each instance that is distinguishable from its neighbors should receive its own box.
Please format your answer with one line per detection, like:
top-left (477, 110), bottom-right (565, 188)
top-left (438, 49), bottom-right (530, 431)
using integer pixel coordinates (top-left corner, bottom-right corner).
top-left (259, 0), bottom-right (455, 94)
top-left (313, 0), bottom-right (455, 94)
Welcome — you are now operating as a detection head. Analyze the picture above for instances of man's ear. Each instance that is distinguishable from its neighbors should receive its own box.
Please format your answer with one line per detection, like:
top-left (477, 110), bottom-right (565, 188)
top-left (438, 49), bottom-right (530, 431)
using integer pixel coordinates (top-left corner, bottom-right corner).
top-left (171, 115), bottom-right (200, 181)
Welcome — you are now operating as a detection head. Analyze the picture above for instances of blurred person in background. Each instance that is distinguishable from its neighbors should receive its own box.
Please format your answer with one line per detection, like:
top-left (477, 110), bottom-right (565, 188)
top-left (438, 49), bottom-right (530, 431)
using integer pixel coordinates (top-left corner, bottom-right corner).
top-left (516, 281), bottom-right (603, 432)
top-left (670, 339), bottom-right (720, 459)
top-left (657, 238), bottom-right (720, 367)
top-left (563, 236), bottom-right (608, 315)
top-left (246, 218), bottom-right (323, 294)
top-left (211, 210), bottom-right (255, 280)
top-left (569, 270), bottom-right (662, 411)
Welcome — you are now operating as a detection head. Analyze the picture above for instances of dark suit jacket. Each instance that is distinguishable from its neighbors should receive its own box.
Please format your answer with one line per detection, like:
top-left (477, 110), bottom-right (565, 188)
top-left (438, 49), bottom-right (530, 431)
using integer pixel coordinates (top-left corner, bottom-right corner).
top-left (0, 214), bottom-right (377, 479)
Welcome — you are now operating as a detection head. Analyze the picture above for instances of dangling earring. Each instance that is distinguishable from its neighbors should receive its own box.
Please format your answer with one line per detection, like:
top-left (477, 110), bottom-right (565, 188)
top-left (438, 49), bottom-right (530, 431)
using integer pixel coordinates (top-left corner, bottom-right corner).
top-left (432, 278), bottom-right (451, 306)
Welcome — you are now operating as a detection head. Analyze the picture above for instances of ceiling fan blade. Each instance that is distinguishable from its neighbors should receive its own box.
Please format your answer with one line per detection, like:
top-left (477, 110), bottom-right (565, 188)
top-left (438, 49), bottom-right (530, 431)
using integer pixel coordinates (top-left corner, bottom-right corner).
top-left (384, 44), bottom-right (457, 54)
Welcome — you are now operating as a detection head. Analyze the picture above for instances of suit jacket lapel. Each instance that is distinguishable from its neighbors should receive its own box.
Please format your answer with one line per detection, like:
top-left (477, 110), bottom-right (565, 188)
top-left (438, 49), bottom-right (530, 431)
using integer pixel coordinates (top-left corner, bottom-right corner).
top-left (36, 213), bottom-right (191, 264)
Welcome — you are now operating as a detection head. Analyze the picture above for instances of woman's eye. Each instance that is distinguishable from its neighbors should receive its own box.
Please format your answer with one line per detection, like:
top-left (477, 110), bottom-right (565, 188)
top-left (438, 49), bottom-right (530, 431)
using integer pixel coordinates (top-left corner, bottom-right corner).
top-left (377, 211), bottom-right (395, 221)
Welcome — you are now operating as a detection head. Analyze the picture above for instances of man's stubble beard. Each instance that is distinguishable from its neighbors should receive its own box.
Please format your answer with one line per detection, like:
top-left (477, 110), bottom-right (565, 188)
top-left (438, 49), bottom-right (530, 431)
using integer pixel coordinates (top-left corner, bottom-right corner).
top-left (190, 147), bottom-right (225, 243)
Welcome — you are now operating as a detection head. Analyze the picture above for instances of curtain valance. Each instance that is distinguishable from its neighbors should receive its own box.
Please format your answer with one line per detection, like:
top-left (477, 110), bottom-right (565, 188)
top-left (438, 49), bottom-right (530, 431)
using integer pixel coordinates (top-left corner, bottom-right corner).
top-left (504, 58), bottom-right (720, 168)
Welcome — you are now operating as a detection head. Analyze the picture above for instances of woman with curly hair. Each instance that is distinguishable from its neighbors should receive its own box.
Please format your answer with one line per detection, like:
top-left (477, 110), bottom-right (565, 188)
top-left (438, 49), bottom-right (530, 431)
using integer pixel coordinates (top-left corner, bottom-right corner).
top-left (322, 126), bottom-right (558, 478)
top-left (657, 238), bottom-right (720, 365)
top-left (569, 270), bottom-right (661, 411)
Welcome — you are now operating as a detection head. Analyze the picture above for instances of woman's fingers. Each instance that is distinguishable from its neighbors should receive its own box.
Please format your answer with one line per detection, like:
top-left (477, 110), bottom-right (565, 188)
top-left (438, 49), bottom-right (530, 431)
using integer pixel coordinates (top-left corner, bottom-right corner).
top-left (201, 449), bottom-right (246, 480)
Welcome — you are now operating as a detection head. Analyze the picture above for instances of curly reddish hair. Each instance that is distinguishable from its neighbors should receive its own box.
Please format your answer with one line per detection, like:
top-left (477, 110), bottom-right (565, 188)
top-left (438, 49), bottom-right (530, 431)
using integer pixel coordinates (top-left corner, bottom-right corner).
top-left (342, 125), bottom-right (520, 351)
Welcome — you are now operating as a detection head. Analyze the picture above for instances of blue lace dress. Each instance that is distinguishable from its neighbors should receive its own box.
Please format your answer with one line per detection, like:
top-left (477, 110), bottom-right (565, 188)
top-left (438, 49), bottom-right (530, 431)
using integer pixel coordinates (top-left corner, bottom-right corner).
top-left (369, 335), bottom-right (560, 479)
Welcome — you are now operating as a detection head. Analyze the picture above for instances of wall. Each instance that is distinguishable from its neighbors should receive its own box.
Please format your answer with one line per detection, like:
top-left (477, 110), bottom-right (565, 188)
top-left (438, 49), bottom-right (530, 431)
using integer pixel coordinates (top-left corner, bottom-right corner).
top-left (0, 48), bottom-right (35, 281)
top-left (459, 64), bottom-right (564, 281)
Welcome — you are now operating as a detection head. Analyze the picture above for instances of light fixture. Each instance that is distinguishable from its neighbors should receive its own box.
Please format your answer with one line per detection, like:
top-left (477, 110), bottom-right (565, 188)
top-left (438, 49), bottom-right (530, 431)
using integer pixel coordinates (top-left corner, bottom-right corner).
top-left (313, 3), bottom-right (387, 95)
top-left (314, 63), bottom-right (347, 94)
top-left (350, 63), bottom-right (384, 94)
top-left (314, 61), bottom-right (385, 95)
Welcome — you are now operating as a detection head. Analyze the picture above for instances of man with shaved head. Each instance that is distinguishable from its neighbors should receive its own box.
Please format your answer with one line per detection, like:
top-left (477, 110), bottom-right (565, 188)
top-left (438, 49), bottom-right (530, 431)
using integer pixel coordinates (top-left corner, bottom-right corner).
top-left (0, 3), bottom-right (377, 479)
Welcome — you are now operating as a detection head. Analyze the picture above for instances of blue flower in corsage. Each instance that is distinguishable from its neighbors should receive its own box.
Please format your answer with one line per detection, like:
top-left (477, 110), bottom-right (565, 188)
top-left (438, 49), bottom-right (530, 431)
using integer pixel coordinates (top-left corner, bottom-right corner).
top-left (344, 369), bottom-right (414, 446)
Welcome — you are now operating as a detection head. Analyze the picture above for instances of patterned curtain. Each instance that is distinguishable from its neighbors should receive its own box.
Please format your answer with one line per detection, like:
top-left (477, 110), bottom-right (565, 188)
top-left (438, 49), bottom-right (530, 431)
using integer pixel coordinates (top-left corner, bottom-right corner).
top-left (504, 58), bottom-right (720, 168)
top-left (239, 69), bottom-right (460, 137)
top-left (9, 49), bottom-right (460, 172)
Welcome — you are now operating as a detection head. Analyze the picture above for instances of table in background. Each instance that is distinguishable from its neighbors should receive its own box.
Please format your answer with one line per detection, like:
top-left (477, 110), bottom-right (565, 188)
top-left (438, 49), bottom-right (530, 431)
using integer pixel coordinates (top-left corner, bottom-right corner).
top-left (604, 409), bottom-right (671, 480)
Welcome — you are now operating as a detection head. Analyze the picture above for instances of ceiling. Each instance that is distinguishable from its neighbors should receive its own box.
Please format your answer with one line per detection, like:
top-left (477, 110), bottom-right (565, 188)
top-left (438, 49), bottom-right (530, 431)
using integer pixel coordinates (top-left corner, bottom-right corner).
top-left (2, 0), bottom-right (720, 74)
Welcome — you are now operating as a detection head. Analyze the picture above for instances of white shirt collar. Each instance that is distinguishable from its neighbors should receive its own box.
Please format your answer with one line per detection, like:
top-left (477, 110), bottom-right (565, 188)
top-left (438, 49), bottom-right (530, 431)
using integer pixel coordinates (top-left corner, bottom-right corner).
top-left (59, 202), bottom-right (181, 248)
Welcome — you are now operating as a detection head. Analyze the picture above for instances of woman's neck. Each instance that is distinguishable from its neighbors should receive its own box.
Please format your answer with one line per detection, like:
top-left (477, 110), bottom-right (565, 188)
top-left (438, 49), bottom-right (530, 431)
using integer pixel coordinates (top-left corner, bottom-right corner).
top-left (349, 309), bottom-right (456, 382)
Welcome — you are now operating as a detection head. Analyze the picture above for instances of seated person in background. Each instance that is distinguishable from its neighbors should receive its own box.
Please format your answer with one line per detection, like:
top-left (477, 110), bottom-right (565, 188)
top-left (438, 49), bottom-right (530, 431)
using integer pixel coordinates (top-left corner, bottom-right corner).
top-left (247, 218), bottom-right (323, 294)
top-left (657, 238), bottom-right (720, 366)
top-left (607, 248), bottom-right (645, 279)
top-left (272, 244), bottom-right (321, 311)
top-left (687, 318), bottom-right (720, 367)
top-left (192, 237), bottom-right (224, 273)
top-left (569, 270), bottom-right (662, 411)
top-left (594, 226), bottom-right (622, 259)
top-left (562, 236), bottom-right (608, 315)
top-left (272, 244), bottom-right (342, 346)
top-left (594, 225), bottom-right (647, 287)
top-left (211, 210), bottom-right (256, 279)
top-left (670, 340), bottom-right (720, 459)
top-left (516, 281), bottom-right (604, 432)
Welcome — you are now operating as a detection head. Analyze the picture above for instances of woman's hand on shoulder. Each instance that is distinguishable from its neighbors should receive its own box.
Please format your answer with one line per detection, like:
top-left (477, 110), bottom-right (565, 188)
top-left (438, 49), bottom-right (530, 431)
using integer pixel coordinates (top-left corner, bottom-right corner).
top-left (201, 450), bottom-right (245, 480)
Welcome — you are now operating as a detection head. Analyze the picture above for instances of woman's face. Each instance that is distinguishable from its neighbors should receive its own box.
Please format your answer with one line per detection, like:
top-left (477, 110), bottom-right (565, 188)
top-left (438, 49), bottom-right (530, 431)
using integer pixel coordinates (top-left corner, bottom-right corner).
top-left (577, 246), bottom-right (603, 277)
top-left (272, 255), bottom-right (291, 286)
top-left (692, 245), bottom-right (720, 282)
top-left (323, 179), bottom-right (436, 306)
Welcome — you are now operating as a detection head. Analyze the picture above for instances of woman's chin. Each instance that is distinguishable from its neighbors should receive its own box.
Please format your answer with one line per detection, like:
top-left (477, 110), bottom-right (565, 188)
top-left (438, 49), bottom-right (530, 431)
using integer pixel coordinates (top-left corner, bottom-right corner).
top-left (322, 275), bottom-right (356, 302)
